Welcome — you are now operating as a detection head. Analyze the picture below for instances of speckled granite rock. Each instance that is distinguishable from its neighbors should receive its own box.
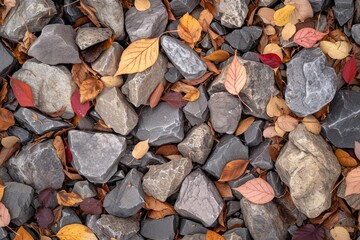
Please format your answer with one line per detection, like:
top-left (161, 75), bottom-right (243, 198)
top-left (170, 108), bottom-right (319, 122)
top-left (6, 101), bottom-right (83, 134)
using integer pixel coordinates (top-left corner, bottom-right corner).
top-left (75, 27), bottom-right (112, 50)
top-left (92, 42), bottom-right (123, 76)
top-left (216, 0), bottom-right (248, 28)
top-left (96, 215), bottom-right (140, 240)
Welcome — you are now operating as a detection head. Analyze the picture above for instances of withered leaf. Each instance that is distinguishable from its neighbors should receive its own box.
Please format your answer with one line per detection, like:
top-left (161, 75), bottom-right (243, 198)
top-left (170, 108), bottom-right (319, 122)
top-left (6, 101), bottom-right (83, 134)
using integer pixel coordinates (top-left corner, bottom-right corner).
top-left (276, 114), bottom-right (298, 132)
top-left (149, 82), bottom-right (164, 109)
top-left (78, 0), bottom-right (101, 27)
top-left (144, 195), bottom-right (176, 219)
top-left (155, 145), bottom-right (180, 156)
top-left (178, 13), bottom-right (202, 48)
top-left (161, 92), bottom-right (188, 109)
top-left (233, 178), bottom-right (275, 204)
top-left (132, 139), bottom-right (150, 159)
top-left (56, 190), bottom-right (83, 207)
top-left (14, 226), bottom-right (34, 240)
top-left (206, 230), bottom-right (225, 240)
top-left (235, 117), bottom-right (255, 136)
top-left (79, 77), bottom-right (104, 103)
top-left (1, 136), bottom-right (19, 148)
top-left (0, 142), bottom-right (20, 166)
top-left (335, 149), bottom-right (357, 167)
top-left (214, 181), bottom-right (233, 198)
top-left (218, 160), bottom-right (249, 182)
top-left (266, 96), bottom-right (291, 117)
top-left (198, 9), bottom-right (213, 32)
top-left (56, 224), bottom-right (97, 240)
top-left (302, 115), bottom-right (321, 135)
top-left (224, 54), bottom-right (247, 95)
top-left (171, 82), bottom-right (200, 102)
top-left (0, 107), bottom-right (14, 130)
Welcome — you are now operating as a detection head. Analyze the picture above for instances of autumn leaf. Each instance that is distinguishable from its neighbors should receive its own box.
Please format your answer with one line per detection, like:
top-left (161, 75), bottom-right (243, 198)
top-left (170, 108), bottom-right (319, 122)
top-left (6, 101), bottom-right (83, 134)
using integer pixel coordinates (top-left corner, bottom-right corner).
top-left (276, 114), bottom-right (299, 132)
top-left (9, 76), bottom-right (35, 107)
top-left (56, 224), bottom-right (97, 240)
top-left (282, 22), bottom-right (296, 41)
top-left (71, 88), bottom-right (90, 118)
top-left (257, 7), bottom-right (275, 24)
top-left (181, 72), bottom-right (213, 86)
top-left (100, 76), bottom-right (123, 88)
top-left (149, 82), bottom-right (164, 108)
top-left (292, 224), bottom-right (325, 240)
top-left (155, 145), bottom-right (180, 156)
top-left (203, 50), bottom-right (230, 62)
top-left (0, 142), bottom-right (20, 166)
top-left (1, 136), bottom-right (19, 148)
top-left (0, 181), bottom-right (4, 201)
top-left (206, 230), bottom-right (225, 240)
top-left (161, 92), bottom-right (188, 108)
top-left (134, 0), bottom-right (150, 11)
top-left (18, 30), bottom-right (37, 54)
top-left (38, 188), bottom-right (53, 208)
top-left (335, 149), bottom-right (357, 167)
top-left (266, 96), bottom-right (291, 117)
top-left (355, 141), bottom-right (360, 160)
top-left (294, 28), bottom-right (327, 48)
top-left (218, 160), bottom-right (249, 182)
top-left (208, 28), bottom-right (224, 50)
top-left (171, 82), bottom-right (200, 101)
top-left (144, 195), bottom-right (176, 219)
top-left (235, 116), bottom-right (255, 136)
top-left (178, 13), bottom-right (202, 48)
top-left (285, 0), bottom-right (313, 23)
top-left (0, 107), bottom-right (15, 130)
top-left (198, 9), bottom-right (213, 32)
top-left (214, 181), bottom-right (233, 198)
top-left (256, 53), bottom-right (283, 69)
top-left (263, 43), bottom-right (283, 60)
top-left (0, 202), bottom-right (10, 227)
top-left (0, 0), bottom-right (16, 24)
top-left (78, 0), bottom-right (101, 27)
top-left (342, 55), bottom-right (357, 84)
top-left (233, 178), bottom-right (275, 204)
top-left (80, 198), bottom-right (102, 215)
top-left (35, 207), bottom-right (54, 228)
top-left (319, 40), bottom-right (352, 60)
top-left (132, 139), bottom-right (150, 159)
top-left (57, 190), bottom-right (83, 207)
top-left (273, 5), bottom-right (296, 26)
top-left (263, 126), bottom-right (284, 138)
top-left (115, 38), bottom-right (159, 75)
top-left (14, 226), bottom-right (34, 240)
top-left (345, 167), bottom-right (360, 196)
top-left (224, 55), bottom-right (247, 95)
top-left (330, 226), bottom-right (351, 240)
top-left (79, 77), bottom-right (104, 103)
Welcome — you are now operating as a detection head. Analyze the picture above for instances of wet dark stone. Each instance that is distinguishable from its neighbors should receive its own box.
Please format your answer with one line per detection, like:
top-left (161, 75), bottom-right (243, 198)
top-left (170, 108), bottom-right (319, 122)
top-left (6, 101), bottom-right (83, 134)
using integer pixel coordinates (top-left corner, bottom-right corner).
top-left (249, 139), bottom-right (274, 170)
top-left (0, 42), bottom-right (17, 77)
top-left (267, 171), bottom-right (286, 197)
top-left (170, 0), bottom-right (200, 16)
top-left (140, 215), bottom-right (179, 240)
top-left (7, 126), bottom-right (33, 144)
top-left (179, 219), bottom-right (207, 235)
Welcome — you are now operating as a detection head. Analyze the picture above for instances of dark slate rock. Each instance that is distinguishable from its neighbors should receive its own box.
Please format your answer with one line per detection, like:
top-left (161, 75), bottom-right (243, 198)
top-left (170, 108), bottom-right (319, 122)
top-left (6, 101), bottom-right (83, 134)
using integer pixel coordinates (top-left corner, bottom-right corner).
top-left (227, 218), bottom-right (243, 228)
top-left (125, 0), bottom-right (168, 42)
top-left (92, 42), bottom-right (124, 76)
top-left (267, 171), bottom-right (286, 197)
top-left (75, 27), bottom-right (112, 50)
top-left (225, 27), bottom-right (262, 52)
top-left (259, 0), bottom-right (278, 6)
top-left (51, 208), bottom-right (82, 233)
top-left (103, 169), bottom-right (145, 217)
top-left (221, 43), bottom-right (235, 55)
top-left (73, 181), bottom-right (97, 199)
top-left (322, 91), bottom-right (360, 148)
top-left (0, 228), bottom-right (7, 239)
top-left (0, 42), bottom-right (17, 77)
top-left (242, 52), bottom-right (260, 62)
top-left (86, 215), bottom-right (107, 239)
top-left (333, 0), bottom-right (354, 26)
top-left (200, 34), bottom-right (212, 49)
top-left (7, 140), bottom-right (64, 192)
top-left (179, 219), bottom-right (207, 235)
top-left (77, 116), bottom-right (95, 131)
top-left (217, 0), bottom-right (248, 28)
top-left (167, 20), bottom-right (180, 38)
top-left (2, 182), bottom-right (34, 226)
top-left (203, 135), bottom-right (249, 179)
top-left (129, 233), bottom-right (144, 240)
top-left (183, 86), bottom-right (210, 126)
top-left (119, 148), bottom-right (141, 168)
top-left (182, 234), bottom-right (206, 240)
top-left (175, 169), bottom-right (224, 227)
top-left (140, 215), bottom-right (179, 240)
top-left (96, 215), bottom-right (140, 240)
top-left (285, 48), bottom-right (337, 117)
top-left (352, 24), bottom-right (360, 45)
top-left (309, 0), bottom-right (330, 12)
top-left (161, 36), bottom-right (207, 80)
top-left (223, 228), bottom-right (252, 240)
top-left (244, 120), bottom-right (264, 147)
top-left (49, 17), bottom-right (66, 25)
top-left (7, 126), bottom-right (32, 144)
top-left (135, 102), bottom-right (184, 146)
top-left (68, 130), bottom-right (127, 183)
top-left (249, 139), bottom-right (273, 170)
top-left (170, 0), bottom-right (199, 16)
top-left (139, 152), bottom-right (168, 172)
top-left (64, 0), bottom-right (84, 25)
top-left (355, 0), bottom-right (360, 24)
top-left (165, 66), bottom-right (183, 83)
top-left (28, 24), bottom-right (81, 65)
top-left (0, 168), bottom-right (13, 183)
top-left (210, 22), bottom-right (228, 35)
top-left (226, 201), bottom-right (241, 217)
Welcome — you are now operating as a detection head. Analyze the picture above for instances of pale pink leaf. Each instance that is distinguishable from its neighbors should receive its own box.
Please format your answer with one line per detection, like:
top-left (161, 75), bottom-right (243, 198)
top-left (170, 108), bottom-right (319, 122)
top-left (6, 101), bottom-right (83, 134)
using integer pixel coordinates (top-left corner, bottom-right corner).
top-left (233, 178), bottom-right (275, 204)
top-left (345, 167), bottom-right (360, 196)
top-left (224, 56), bottom-right (247, 95)
top-left (294, 28), bottom-right (327, 48)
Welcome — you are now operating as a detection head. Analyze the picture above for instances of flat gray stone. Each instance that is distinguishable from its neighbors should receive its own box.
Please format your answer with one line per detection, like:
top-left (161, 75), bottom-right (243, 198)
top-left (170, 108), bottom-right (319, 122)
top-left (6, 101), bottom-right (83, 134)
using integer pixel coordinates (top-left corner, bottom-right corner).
top-left (244, 120), bottom-right (264, 147)
top-left (179, 219), bottom-right (207, 235)
top-left (285, 47), bottom-right (337, 117)
top-left (267, 171), bottom-right (286, 197)
top-left (122, 53), bottom-right (168, 107)
top-left (249, 139), bottom-right (273, 170)
top-left (333, 0), bottom-right (354, 26)
top-left (165, 65), bottom-right (183, 83)
top-left (140, 215), bottom-right (179, 240)
top-left (355, 0), bottom-right (360, 23)
top-left (143, 157), bottom-right (192, 201)
top-left (182, 234), bottom-right (206, 240)
top-left (309, 0), bottom-right (330, 11)
top-left (175, 169), bottom-right (224, 227)
top-left (75, 27), bottom-right (112, 50)
top-left (7, 126), bottom-right (33, 144)
top-left (96, 215), bottom-right (140, 240)
top-left (95, 87), bottom-right (138, 135)
top-left (64, 0), bottom-right (84, 25)
top-left (183, 85), bottom-right (210, 126)
top-left (216, 0), bottom-right (248, 28)
top-left (12, 59), bottom-right (76, 118)
top-left (28, 24), bottom-right (81, 65)
top-left (68, 130), bottom-right (127, 183)
top-left (210, 22), bottom-right (228, 35)
top-left (225, 27), bottom-right (262, 52)
top-left (72, 181), bottom-right (97, 199)
top-left (125, 0), bottom-right (168, 42)
top-left (0, 42), bottom-right (17, 77)
top-left (161, 36), bottom-right (207, 80)
top-left (92, 42), bottom-right (124, 76)
top-left (170, 0), bottom-right (200, 16)
top-left (352, 24), bottom-right (360, 45)
top-left (275, 124), bottom-right (341, 218)
top-left (51, 208), bottom-right (82, 233)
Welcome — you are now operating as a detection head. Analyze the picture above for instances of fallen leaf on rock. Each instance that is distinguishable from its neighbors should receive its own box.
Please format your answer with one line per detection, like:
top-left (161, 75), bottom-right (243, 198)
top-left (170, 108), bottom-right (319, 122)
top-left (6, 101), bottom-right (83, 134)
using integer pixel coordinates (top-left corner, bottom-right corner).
top-left (206, 230), bottom-right (225, 240)
top-left (0, 202), bottom-right (10, 227)
top-left (233, 178), bottom-right (275, 204)
top-left (276, 114), bottom-right (298, 132)
top-left (162, 0), bottom-right (175, 20)
top-left (100, 76), bottom-right (123, 87)
top-left (0, 0), bottom-right (16, 24)
top-left (319, 40), bottom-right (352, 60)
top-left (292, 224), bottom-right (325, 240)
top-left (134, 0), bottom-right (150, 11)
top-left (149, 82), bottom-right (164, 108)
top-left (79, 77), bottom-right (103, 103)
top-left (264, 25), bottom-right (276, 35)
top-left (0, 142), bottom-right (20, 166)
top-left (56, 224), bottom-right (97, 240)
top-left (302, 115), bottom-right (321, 134)
top-left (266, 96), bottom-right (291, 117)
top-left (235, 116), bottom-right (255, 136)
top-left (203, 50), bottom-right (230, 62)
top-left (335, 149), bottom-right (357, 167)
top-left (155, 145), bottom-right (180, 156)
top-left (224, 54), bottom-right (247, 95)
top-left (342, 55), bottom-right (357, 84)
top-left (35, 207), bottom-right (54, 228)
top-left (203, 58), bottom-right (221, 74)
top-left (198, 9), bottom-right (213, 32)
top-left (9, 76), bottom-right (35, 107)
top-left (178, 13), bottom-right (202, 48)
top-left (282, 22), bottom-right (296, 41)
top-left (132, 139), bottom-right (150, 159)
top-left (0, 80), bottom-right (8, 105)
top-left (38, 188), bottom-right (53, 208)
top-left (80, 198), bottom-right (102, 215)
top-left (355, 141), bottom-right (360, 160)
top-left (18, 30), bottom-right (37, 54)
top-left (0, 182), bottom-right (4, 201)
top-left (116, 38), bottom-right (159, 75)
top-left (263, 43), bottom-right (283, 60)
top-left (257, 7), bottom-right (275, 24)
top-left (71, 89), bottom-right (90, 118)
top-left (78, 0), bottom-right (101, 27)
top-left (171, 82), bottom-right (200, 101)
top-left (0, 107), bottom-right (15, 131)
top-left (345, 167), bottom-right (360, 196)
top-left (214, 181), bottom-right (233, 198)
top-left (330, 226), bottom-right (351, 240)
top-left (256, 53), bottom-right (282, 68)
top-left (14, 226), bottom-right (34, 240)
top-left (273, 5), bottom-right (295, 26)
top-left (161, 92), bottom-right (188, 108)
top-left (294, 28), bottom-right (327, 48)
top-left (144, 195), bottom-right (176, 219)
top-left (218, 160), bottom-right (249, 182)
top-left (57, 190), bottom-right (83, 207)
top-left (1, 136), bottom-right (19, 148)
top-left (53, 136), bottom-right (67, 167)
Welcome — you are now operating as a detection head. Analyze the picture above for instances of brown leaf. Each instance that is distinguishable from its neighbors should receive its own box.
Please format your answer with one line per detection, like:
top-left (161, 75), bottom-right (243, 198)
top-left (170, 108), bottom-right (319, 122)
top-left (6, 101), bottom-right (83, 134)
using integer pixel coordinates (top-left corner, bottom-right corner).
top-left (181, 72), bottom-right (213, 86)
top-left (171, 82), bottom-right (200, 102)
top-left (162, 0), bottom-right (175, 20)
top-left (206, 230), bottom-right (225, 240)
top-left (155, 145), bottom-right (180, 156)
top-left (78, 0), bottom-right (101, 27)
top-left (56, 224), bottom-right (97, 240)
top-left (355, 141), bottom-right (360, 160)
top-left (0, 0), bottom-right (16, 25)
top-left (214, 181), bottom-right (233, 198)
top-left (0, 202), bottom-right (10, 227)
top-left (134, 0), bottom-right (150, 11)
top-left (53, 136), bottom-right (66, 167)
top-left (257, 7), bottom-right (275, 24)
top-left (208, 28), bottom-right (224, 50)
top-left (203, 50), bottom-right (230, 62)
top-left (235, 117), bottom-right (255, 136)
top-left (149, 82), bottom-right (164, 108)
top-left (132, 139), bottom-right (150, 159)
top-left (178, 13), bottom-right (202, 48)
top-left (276, 114), bottom-right (298, 132)
top-left (203, 59), bottom-right (221, 74)
top-left (1, 136), bottom-right (19, 148)
top-left (266, 96), bottom-right (291, 117)
top-left (335, 149), bottom-right (357, 167)
top-left (64, 169), bottom-right (83, 180)
top-left (0, 79), bottom-right (8, 106)
top-left (224, 54), bottom-right (247, 95)
top-left (302, 115), bottom-right (321, 135)
top-left (71, 62), bottom-right (91, 87)
top-left (198, 9), bottom-right (213, 32)
top-left (18, 30), bottom-right (37, 54)
top-left (0, 142), bottom-right (20, 166)
top-left (330, 226), bottom-right (351, 240)
top-left (79, 78), bottom-right (103, 103)
top-left (56, 190), bottom-right (83, 207)
top-left (0, 107), bottom-right (14, 130)
top-left (120, 0), bottom-right (132, 9)
top-left (218, 160), bottom-right (249, 182)
top-left (144, 195), bottom-right (176, 219)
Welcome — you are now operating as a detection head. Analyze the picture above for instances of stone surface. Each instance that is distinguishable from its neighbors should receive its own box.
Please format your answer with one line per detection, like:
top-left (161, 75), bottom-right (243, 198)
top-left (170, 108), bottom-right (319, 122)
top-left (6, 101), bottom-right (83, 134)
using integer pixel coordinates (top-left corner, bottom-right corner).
top-left (322, 91), bottom-right (360, 148)
top-left (267, 170), bottom-right (286, 197)
top-left (64, 0), bottom-right (84, 25)
top-left (0, 0), bottom-right (56, 41)
top-left (275, 124), bottom-right (341, 218)
top-left (140, 215), bottom-right (179, 240)
top-left (175, 169), bottom-right (224, 227)
top-left (309, 0), bottom-right (330, 12)
top-left (179, 219), bottom-right (207, 235)
top-left (203, 135), bottom-right (249, 179)
top-left (210, 22), bottom-right (228, 35)
top-left (225, 27), bottom-right (262, 52)
top-left (2, 182), bottom-right (34, 226)
top-left (226, 201), bottom-right (241, 217)
top-left (122, 54), bottom-right (168, 107)
top-left (96, 215), bottom-right (140, 240)
top-left (28, 24), bottom-right (81, 65)
top-left (352, 24), bottom-right (360, 45)
top-left (75, 27), bottom-right (112, 50)
top-left (104, 169), bottom-right (145, 217)
top-left (92, 42), bottom-right (124, 76)
top-left (13, 59), bottom-right (76, 118)
top-left (125, 0), bottom-right (168, 42)
top-left (170, 0), bottom-right (200, 16)
top-left (135, 102), bottom-right (184, 146)
top-left (95, 87), bottom-right (138, 135)
top-left (337, 181), bottom-right (360, 209)
top-left (72, 181), bottom-right (97, 199)
top-left (161, 36), bottom-right (207, 80)
top-left (249, 139), bottom-right (273, 170)
top-left (7, 126), bottom-right (32, 144)
top-left (51, 208), bottom-right (82, 233)
top-left (333, 0), bottom-right (354, 26)
top-left (165, 65), bottom-right (183, 83)
top-left (208, 92), bottom-right (242, 134)
top-left (7, 140), bottom-right (64, 192)
top-left (178, 123), bottom-right (214, 164)
top-left (216, 0), bottom-right (248, 28)
top-left (183, 86), bottom-right (210, 126)
top-left (244, 120), bottom-right (264, 147)
top-left (182, 234), bottom-right (206, 240)
top-left (240, 198), bottom-right (288, 240)
top-left (83, 0), bottom-right (125, 40)
top-left (0, 42), bottom-right (17, 77)
top-left (355, 0), bottom-right (360, 24)
top-left (285, 48), bottom-right (337, 117)
top-left (68, 130), bottom-right (127, 183)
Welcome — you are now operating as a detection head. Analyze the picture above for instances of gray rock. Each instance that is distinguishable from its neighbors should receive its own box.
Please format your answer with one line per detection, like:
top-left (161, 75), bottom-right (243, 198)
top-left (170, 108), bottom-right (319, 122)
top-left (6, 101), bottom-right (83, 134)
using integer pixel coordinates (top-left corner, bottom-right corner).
top-left (208, 92), bottom-right (242, 134)
top-left (0, 42), bottom-right (17, 77)
top-left (337, 181), bottom-right (360, 209)
top-left (122, 54), bottom-right (168, 107)
top-left (64, 0), bottom-right (84, 25)
top-left (203, 135), bottom-right (249, 179)
top-left (225, 27), bottom-right (262, 52)
top-left (135, 102), bottom-right (184, 146)
top-left (161, 36), bottom-right (207, 80)
top-left (216, 0), bottom-right (248, 28)
top-left (309, 0), bottom-right (330, 12)
top-left (285, 48), bottom-right (337, 117)
top-left (125, 0), bottom-right (168, 42)
top-left (244, 120), bottom-right (264, 147)
top-left (140, 215), bottom-right (179, 240)
top-left (249, 139), bottom-right (273, 170)
top-left (0, 168), bottom-right (13, 183)
top-left (14, 108), bottom-right (71, 135)
top-left (322, 91), bottom-right (360, 148)
top-left (0, 228), bottom-right (7, 239)
top-left (210, 22), bottom-right (228, 35)
top-left (201, 35), bottom-right (212, 49)
top-left (96, 215), bottom-right (140, 240)
top-left (175, 169), bottom-right (224, 227)
top-left (143, 157), bottom-right (192, 201)
top-left (183, 86), bottom-right (210, 126)
top-left (226, 201), bottom-right (241, 217)
top-left (178, 123), bottom-right (214, 164)
top-left (73, 181), bottom-right (97, 199)
top-left (77, 116), bottom-right (95, 131)
top-left (7, 140), bottom-right (64, 192)
top-left (129, 234), bottom-right (144, 240)
top-left (51, 208), bottom-right (82, 233)
top-left (86, 215), bottom-right (108, 240)
top-left (267, 171), bottom-right (286, 197)
top-left (259, 0), bottom-right (278, 6)
top-left (0, 0), bottom-right (56, 41)
top-left (28, 24), bottom-right (80, 65)
top-left (2, 182), bottom-right (34, 226)
top-left (352, 24), bottom-right (360, 45)
top-left (7, 126), bottom-right (32, 144)
top-left (170, 0), bottom-right (200, 16)
top-left (275, 124), bottom-right (341, 218)
top-left (92, 42), bottom-right (124, 76)
top-left (242, 51), bottom-right (260, 62)
top-left (139, 152), bottom-right (168, 171)
top-left (240, 198), bottom-right (288, 240)
top-left (165, 66), bottom-right (183, 83)
top-left (182, 234), bottom-right (206, 240)
top-left (167, 20), bottom-right (180, 38)
top-left (12, 59), bottom-right (76, 118)
top-left (104, 169), bottom-right (145, 217)
top-left (68, 130), bottom-right (127, 183)
top-left (75, 27), bottom-right (112, 50)
top-left (355, 0), bottom-right (360, 24)
top-left (95, 87), bottom-right (138, 135)
top-left (82, 0), bottom-right (125, 40)
top-left (179, 219), bottom-right (207, 235)
top-left (333, 0), bottom-right (354, 26)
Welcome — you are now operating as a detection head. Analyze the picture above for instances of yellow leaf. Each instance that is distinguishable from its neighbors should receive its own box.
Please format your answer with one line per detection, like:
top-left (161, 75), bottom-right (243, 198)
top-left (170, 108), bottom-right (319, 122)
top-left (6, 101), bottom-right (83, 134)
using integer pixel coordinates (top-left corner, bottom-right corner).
top-left (335, 149), bottom-right (358, 167)
top-left (132, 139), bottom-right (150, 159)
top-left (171, 82), bottom-right (200, 101)
top-left (263, 43), bottom-right (283, 60)
top-left (1, 136), bottom-right (20, 148)
top-left (56, 190), bottom-right (83, 207)
top-left (302, 115), bottom-right (321, 134)
top-left (282, 22), bottom-right (296, 41)
top-left (224, 55), bottom-right (247, 95)
top-left (273, 5), bottom-right (295, 26)
top-left (330, 226), bottom-right (351, 240)
top-left (100, 76), bottom-right (123, 88)
top-left (319, 40), bottom-right (352, 60)
top-left (203, 50), bottom-right (230, 62)
top-left (134, 0), bottom-right (150, 11)
top-left (257, 7), bottom-right (275, 25)
top-left (178, 13), bottom-right (202, 48)
top-left (115, 38), bottom-right (159, 75)
top-left (266, 96), bottom-right (291, 117)
top-left (235, 117), bottom-right (255, 136)
top-left (198, 9), bottom-right (214, 32)
top-left (79, 78), bottom-right (104, 103)
top-left (14, 226), bottom-right (34, 240)
top-left (56, 224), bottom-right (97, 240)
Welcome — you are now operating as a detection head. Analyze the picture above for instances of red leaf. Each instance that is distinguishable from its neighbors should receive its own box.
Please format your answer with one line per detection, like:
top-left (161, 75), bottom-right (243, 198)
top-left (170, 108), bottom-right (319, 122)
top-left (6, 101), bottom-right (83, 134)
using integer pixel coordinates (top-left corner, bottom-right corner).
top-left (294, 28), bottom-right (327, 48)
top-left (38, 188), bottom-right (53, 207)
top-left (80, 198), bottom-right (102, 215)
top-left (35, 207), bottom-right (54, 228)
top-left (256, 53), bottom-right (282, 69)
top-left (71, 88), bottom-right (90, 118)
top-left (64, 138), bottom-right (72, 164)
top-left (161, 92), bottom-right (188, 108)
top-left (292, 224), bottom-right (325, 240)
top-left (9, 76), bottom-right (35, 107)
top-left (342, 55), bottom-right (357, 84)
top-left (232, 178), bottom-right (275, 204)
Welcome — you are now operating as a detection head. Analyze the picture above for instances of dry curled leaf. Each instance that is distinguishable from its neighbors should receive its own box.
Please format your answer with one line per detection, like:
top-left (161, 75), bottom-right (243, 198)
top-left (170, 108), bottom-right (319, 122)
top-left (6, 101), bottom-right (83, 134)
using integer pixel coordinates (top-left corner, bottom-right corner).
top-left (56, 190), bottom-right (83, 207)
top-left (335, 149), bottom-right (357, 167)
top-left (330, 226), bottom-right (351, 240)
top-left (345, 167), bottom-right (360, 197)
top-left (208, 28), bottom-right (224, 50)
top-left (134, 0), bottom-right (150, 11)
top-left (0, 0), bottom-right (16, 25)
top-left (203, 50), bottom-right (230, 62)
top-left (79, 77), bottom-right (104, 103)
top-left (319, 40), bottom-right (352, 60)
top-left (1, 136), bottom-right (19, 148)
top-left (266, 96), bottom-right (291, 117)
top-left (14, 226), bottom-right (34, 240)
top-left (224, 55), bottom-right (247, 95)
top-left (233, 178), bottom-right (275, 204)
top-left (132, 139), bottom-right (150, 159)
top-left (235, 116), bottom-right (255, 136)
top-left (144, 195), bottom-right (176, 219)
top-left (0, 202), bottom-right (10, 227)
top-left (0, 142), bottom-right (20, 166)
top-left (273, 5), bottom-right (295, 26)
top-left (198, 9), bottom-right (213, 32)
top-left (178, 13), bottom-right (202, 48)
top-left (276, 114), bottom-right (299, 132)
top-left (56, 224), bottom-right (97, 240)
top-left (171, 82), bottom-right (200, 102)
top-left (218, 160), bottom-right (249, 182)
top-left (302, 115), bottom-right (321, 134)
top-left (161, 92), bottom-right (188, 108)
top-left (0, 107), bottom-right (15, 131)
top-left (264, 25), bottom-right (276, 35)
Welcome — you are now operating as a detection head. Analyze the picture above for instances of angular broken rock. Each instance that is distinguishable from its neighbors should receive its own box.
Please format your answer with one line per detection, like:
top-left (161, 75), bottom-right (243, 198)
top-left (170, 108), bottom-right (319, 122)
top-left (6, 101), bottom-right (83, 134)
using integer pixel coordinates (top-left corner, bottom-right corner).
top-left (75, 27), bottom-right (112, 50)
top-left (183, 85), bottom-right (209, 126)
top-left (0, 41), bottom-right (17, 77)
top-left (7, 126), bottom-right (33, 145)
top-left (96, 215), bottom-right (140, 240)
top-left (179, 219), bottom-right (207, 235)
top-left (92, 42), bottom-right (124, 76)
top-left (216, 0), bottom-right (248, 28)
top-left (68, 130), bottom-right (127, 183)
top-left (175, 169), bottom-right (224, 227)
top-left (275, 124), bottom-right (341, 218)
top-left (170, 0), bottom-right (199, 16)
top-left (95, 87), bottom-right (138, 135)
top-left (141, 215), bottom-right (179, 240)
top-left (143, 157), bottom-right (192, 201)
top-left (225, 27), bottom-right (262, 53)
top-left (7, 140), bottom-right (64, 192)
top-left (51, 208), bottom-right (82, 233)
top-left (249, 139), bottom-right (273, 170)
top-left (72, 181), bottom-right (97, 199)
top-left (244, 120), bottom-right (264, 147)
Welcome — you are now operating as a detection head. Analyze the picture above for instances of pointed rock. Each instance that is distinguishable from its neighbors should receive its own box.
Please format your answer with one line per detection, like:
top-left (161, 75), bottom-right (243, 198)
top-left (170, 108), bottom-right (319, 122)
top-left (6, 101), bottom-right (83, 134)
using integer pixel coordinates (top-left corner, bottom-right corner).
top-left (75, 27), bottom-right (112, 50)
top-left (92, 42), bottom-right (124, 76)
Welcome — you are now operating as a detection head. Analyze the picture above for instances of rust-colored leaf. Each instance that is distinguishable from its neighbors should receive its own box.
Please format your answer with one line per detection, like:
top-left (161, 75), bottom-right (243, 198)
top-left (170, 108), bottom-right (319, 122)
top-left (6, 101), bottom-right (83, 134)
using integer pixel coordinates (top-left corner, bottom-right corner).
top-left (0, 0), bottom-right (16, 25)
top-left (214, 181), bottom-right (233, 198)
top-left (335, 149), bottom-right (357, 167)
top-left (0, 142), bottom-right (20, 166)
top-left (0, 80), bottom-right (8, 106)
top-left (161, 92), bottom-right (188, 108)
top-left (79, 77), bottom-right (103, 103)
top-left (155, 145), bottom-right (180, 156)
top-left (218, 160), bottom-right (249, 182)
top-left (206, 230), bottom-right (225, 240)
top-left (78, 0), bottom-right (101, 27)
top-left (235, 117), bottom-right (255, 136)
top-left (208, 28), bottom-right (224, 50)
top-left (149, 82), bottom-right (164, 109)
top-left (171, 82), bottom-right (200, 102)
top-left (198, 9), bottom-right (213, 32)
top-left (233, 178), bottom-right (275, 204)
top-left (178, 13), bottom-right (202, 48)
top-left (0, 107), bottom-right (14, 130)
top-left (9, 76), bottom-right (35, 107)
top-left (203, 50), bottom-right (230, 62)
top-left (224, 55), bottom-right (247, 95)
top-left (181, 72), bottom-right (213, 86)
top-left (1, 136), bottom-right (19, 148)
top-left (144, 195), bottom-right (176, 219)
top-left (162, 0), bottom-right (175, 20)
top-left (56, 190), bottom-right (83, 207)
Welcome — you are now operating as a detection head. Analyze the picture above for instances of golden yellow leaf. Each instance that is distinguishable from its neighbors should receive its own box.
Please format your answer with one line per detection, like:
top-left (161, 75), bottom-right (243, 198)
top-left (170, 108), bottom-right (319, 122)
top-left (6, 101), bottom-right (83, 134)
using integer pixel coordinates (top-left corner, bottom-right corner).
top-left (1, 136), bottom-right (19, 148)
top-left (257, 7), bottom-right (275, 25)
top-left (0, 107), bottom-right (15, 131)
top-left (319, 40), bottom-right (352, 60)
top-left (100, 76), bottom-right (123, 88)
top-left (264, 25), bottom-right (276, 35)
top-left (203, 50), bottom-right (230, 62)
top-left (263, 43), bottom-right (283, 60)
top-left (56, 224), bottom-right (97, 240)
top-left (132, 139), bottom-right (150, 159)
top-left (266, 96), bottom-right (291, 117)
top-left (335, 149), bottom-right (358, 167)
top-left (115, 38), bottom-right (159, 75)
top-left (79, 77), bottom-right (104, 103)
top-left (302, 115), bottom-right (321, 135)
top-left (56, 190), bottom-right (83, 207)
top-left (171, 82), bottom-right (200, 101)
top-left (14, 226), bottom-right (34, 240)
top-left (134, 0), bottom-right (150, 11)
top-left (198, 9), bottom-right (213, 32)
top-left (178, 13), bottom-right (202, 48)
top-left (0, 181), bottom-right (4, 201)
top-left (235, 117), bottom-right (255, 136)
top-left (206, 230), bottom-right (225, 240)
top-left (273, 5), bottom-right (295, 26)
top-left (330, 226), bottom-right (351, 240)
top-left (282, 22), bottom-right (296, 41)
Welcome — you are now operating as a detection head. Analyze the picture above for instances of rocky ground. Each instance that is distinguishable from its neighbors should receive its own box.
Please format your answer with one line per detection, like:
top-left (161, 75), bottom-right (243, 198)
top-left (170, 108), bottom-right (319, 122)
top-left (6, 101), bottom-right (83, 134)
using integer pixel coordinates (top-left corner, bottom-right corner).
top-left (0, 0), bottom-right (360, 239)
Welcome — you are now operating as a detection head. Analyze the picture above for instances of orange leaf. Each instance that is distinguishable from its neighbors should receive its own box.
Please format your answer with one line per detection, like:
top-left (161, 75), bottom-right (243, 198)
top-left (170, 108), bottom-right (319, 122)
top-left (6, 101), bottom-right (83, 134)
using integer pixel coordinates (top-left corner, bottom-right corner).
top-left (214, 181), bottom-right (233, 198)
top-left (208, 29), bottom-right (224, 50)
top-left (198, 9), bottom-right (213, 32)
top-left (149, 82), bottom-right (164, 108)
top-left (235, 117), bottom-right (255, 136)
top-left (233, 178), bottom-right (275, 204)
top-left (171, 82), bottom-right (200, 102)
top-left (134, 0), bottom-right (150, 11)
top-left (218, 160), bottom-right (249, 182)
top-left (155, 145), bottom-right (180, 156)
top-left (335, 149), bottom-right (357, 167)
top-left (203, 50), bottom-right (230, 62)
top-left (224, 55), bottom-right (247, 95)
top-left (206, 230), bottom-right (225, 240)
top-left (0, 202), bottom-right (10, 227)
top-left (345, 167), bottom-right (360, 196)
top-left (0, 108), bottom-right (15, 131)
top-left (56, 190), bottom-right (83, 207)
top-left (79, 78), bottom-right (104, 103)
top-left (162, 0), bottom-right (175, 20)
top-left (144, 195), bottom-right (176, 219)
top-left (56, 224), bottom-right (97, 240)
top-left (14, 226), bottom-right (34, 240)
top-left (178, 13), bottom-right (202, 48)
